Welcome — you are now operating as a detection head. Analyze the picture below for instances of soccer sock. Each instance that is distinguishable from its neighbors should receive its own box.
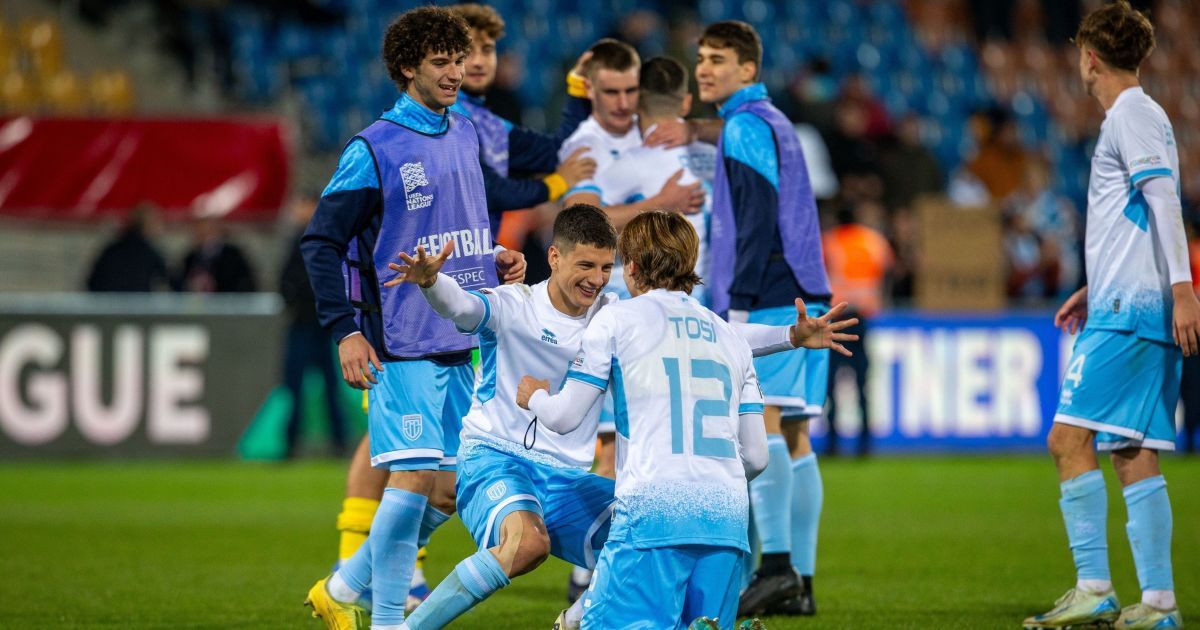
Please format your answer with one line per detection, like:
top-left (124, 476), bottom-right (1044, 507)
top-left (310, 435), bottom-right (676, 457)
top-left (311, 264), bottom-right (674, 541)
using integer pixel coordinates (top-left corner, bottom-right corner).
top-left (417, 506), bottom-right (451, 548)
top-left (1059, 469), bottom-right (1110, 586)
top-left (1123, 475), bottom-right (1175, 606)
top-left (337, 497), bottom-right (380, 563)
top-left (332, 533), bottom-right (373, 602)
top-left (565, 591), bottom-right (586, 625)
top-left (403, 548), bottom-right (511, 629)
top-left (789, 453), bottom-right (823, 577)
top-left (370, 487), bottom-right (428, 625)
top-left (749, 434), bottom-right (793, 558)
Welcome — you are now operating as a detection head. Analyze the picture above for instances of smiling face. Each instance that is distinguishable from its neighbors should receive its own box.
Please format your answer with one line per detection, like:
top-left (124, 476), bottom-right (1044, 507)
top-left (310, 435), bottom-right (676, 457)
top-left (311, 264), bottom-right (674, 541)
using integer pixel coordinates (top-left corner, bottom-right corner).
top-left (588, 67), bottom-right (640, 135)
top-left (403, 49), bottom-right (467, 112)
top-left (462, 28), bottom-right (497, 96)
top-left (695, 44), bottom-right (756, 105)
top-left (547, 243), bottom-right (615, 315)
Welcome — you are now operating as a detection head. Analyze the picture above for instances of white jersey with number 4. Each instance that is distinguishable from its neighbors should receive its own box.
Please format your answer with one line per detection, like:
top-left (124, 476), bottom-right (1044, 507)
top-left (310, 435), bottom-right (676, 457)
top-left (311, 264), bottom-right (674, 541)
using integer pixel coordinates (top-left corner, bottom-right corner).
top-left (1085, 86), bottom-right (1181, 343)
top-left (461, 281), bottom-right (617, 468)
top-left (566, 289), bottom-right (763, 551)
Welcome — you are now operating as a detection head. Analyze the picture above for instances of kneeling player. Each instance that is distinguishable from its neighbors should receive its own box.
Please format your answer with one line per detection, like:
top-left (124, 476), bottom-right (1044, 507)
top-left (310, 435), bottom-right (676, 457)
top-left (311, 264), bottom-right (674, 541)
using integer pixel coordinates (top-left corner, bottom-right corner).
top-left (521, 211), bottom-right (848, 629)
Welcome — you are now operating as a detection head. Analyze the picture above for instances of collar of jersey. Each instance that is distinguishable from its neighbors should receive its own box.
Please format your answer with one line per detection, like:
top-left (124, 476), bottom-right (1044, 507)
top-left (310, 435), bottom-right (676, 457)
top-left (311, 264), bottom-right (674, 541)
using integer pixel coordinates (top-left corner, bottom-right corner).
top-left (382, 93), bottom-right (449, 135)
top-left (449, 92), bottom-right (486, 120)
top-left (1107, 86), bottom-right (1145, 115)
top-left (534, 281), bottom-right (589, 321)
top-left (718, 83), bottom-right (768, 119)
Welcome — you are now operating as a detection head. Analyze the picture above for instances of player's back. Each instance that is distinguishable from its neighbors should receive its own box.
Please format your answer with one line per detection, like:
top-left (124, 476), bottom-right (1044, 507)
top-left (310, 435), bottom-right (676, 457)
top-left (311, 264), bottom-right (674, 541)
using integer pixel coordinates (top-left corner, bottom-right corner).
top-left (600, 289), bottom-right (759, 552)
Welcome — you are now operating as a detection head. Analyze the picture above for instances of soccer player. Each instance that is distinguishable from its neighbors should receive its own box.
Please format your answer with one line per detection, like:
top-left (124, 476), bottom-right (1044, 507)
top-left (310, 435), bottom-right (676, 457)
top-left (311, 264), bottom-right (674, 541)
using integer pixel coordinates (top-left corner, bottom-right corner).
top-left (695, 20), bottom-right (832, 616)
top-left (519, 211), bottom-right (767, 629)
top-left (299, 8), bottom-right (523, 629)
top-left (384, 204), bottom-right (856, 629)
top-left (1024, 3), bottom-right (1197, 629)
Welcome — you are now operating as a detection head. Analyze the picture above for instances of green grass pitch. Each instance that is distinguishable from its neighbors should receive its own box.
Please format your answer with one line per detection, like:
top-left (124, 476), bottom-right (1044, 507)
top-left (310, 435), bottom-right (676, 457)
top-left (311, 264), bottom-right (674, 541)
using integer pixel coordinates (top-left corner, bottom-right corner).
top-left (1, 456), bottom-right (1195, 629)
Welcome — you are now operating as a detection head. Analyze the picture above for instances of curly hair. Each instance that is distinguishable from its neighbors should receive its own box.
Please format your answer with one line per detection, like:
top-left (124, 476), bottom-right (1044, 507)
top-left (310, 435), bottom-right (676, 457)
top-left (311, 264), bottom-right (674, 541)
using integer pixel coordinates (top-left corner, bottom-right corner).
top-left (382, 7), bottom-right (472, 90)
top-left (1074, 0), bottom-right (1155, 72)
top-left (449, 3), bottom-right (505, 41)
top-left (618, 211), bottom-right (701, 294)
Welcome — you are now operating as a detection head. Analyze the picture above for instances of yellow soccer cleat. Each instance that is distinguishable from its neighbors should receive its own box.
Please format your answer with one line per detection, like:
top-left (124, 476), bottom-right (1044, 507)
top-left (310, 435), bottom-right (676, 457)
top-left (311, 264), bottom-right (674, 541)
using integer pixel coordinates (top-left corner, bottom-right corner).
top-left (1114, 603), bottom-right (1183, 629)
top-left (305, 576), bottom-right (370, 630)
top-left (1024, 587), bottom-right (1121, 629)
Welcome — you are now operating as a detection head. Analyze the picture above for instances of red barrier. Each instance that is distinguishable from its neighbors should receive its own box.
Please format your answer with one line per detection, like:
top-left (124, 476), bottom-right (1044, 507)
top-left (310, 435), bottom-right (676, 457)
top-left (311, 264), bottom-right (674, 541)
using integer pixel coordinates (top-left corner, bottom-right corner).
top-left (0, 117), bottom-right (291, 221)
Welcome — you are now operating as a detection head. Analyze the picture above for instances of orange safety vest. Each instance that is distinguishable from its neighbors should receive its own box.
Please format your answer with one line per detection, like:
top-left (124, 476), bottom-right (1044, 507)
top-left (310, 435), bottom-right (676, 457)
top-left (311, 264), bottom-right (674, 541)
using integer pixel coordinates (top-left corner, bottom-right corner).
top-left (822, 224), bottom-right (894, 317)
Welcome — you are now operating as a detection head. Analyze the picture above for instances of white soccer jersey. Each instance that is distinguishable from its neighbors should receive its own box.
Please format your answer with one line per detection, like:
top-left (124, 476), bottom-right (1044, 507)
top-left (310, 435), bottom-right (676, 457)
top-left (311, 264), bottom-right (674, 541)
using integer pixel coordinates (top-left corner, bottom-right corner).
top-left (566, 289), bottom-right (764, 551)
top-left (461, 281), bottom-right (617, 468)
top-left (1085, 87), bottom-right (1181, 343)
top-left (557, 115), bottom-right (643, 199)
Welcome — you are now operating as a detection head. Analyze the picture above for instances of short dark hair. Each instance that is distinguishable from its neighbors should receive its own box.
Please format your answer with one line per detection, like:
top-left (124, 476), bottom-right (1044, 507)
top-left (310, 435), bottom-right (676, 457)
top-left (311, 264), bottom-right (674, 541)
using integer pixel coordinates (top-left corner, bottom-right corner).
top-left (449, 3), bottom-right (505, 41)
top-left (638, 56), bottom-right (688, 116)
top-left (584, 38), bottom-right (640, 79)
top-left (382, 7), bottom-right (471, 90)
top-left (553, 204), bottom-right (618, 252)
top-left (1074, 0), bottom-right (1155, 73)
top-left (699, 21), bottom-right (762, 80)
top-left (618, 211), bottom-right (701, 294)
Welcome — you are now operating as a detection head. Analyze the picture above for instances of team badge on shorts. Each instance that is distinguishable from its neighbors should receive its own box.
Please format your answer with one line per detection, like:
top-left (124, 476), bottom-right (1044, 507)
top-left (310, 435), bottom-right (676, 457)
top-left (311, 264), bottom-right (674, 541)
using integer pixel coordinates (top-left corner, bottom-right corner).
top-left (402, 414), bottom-right (424, 441)
top-left (486, 481), bottom-right (507, 501)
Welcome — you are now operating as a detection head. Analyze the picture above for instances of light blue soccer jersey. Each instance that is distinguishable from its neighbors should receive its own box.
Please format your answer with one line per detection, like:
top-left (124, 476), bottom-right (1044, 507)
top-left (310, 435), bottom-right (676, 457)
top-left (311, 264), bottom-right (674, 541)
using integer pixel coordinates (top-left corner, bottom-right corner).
top-left (1084, 87), bottom-right (1181, 342)
top-left (567, 289), bottom-right (764, 552)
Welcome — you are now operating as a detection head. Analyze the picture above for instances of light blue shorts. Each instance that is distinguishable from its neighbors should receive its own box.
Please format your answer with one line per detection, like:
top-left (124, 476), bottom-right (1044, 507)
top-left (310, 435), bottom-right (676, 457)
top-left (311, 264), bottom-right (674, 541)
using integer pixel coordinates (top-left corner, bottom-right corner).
top-left (456, 438), bottom-right (615, 569)
top-left (748, 303), bottom-right (831, 417)
top-left (1054, 328), bottom-right (1182, 451)
top-left (582, 540), bottom-right (744, 630)
top-left (366, 360), bottom-right (474, 471)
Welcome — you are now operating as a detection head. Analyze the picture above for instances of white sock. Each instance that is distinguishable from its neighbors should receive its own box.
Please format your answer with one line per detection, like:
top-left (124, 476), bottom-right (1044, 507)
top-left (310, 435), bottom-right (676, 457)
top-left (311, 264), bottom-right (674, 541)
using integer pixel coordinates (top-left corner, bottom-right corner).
top-left (1142, 590), bottom-right (1176, 610)
top-left (411, 565), bottom-right (426, 587)
top-left (327, 572), bottom-right (361, 603)
top-left (565, 594), bottom-right (586, 627)
top-left (1076, 579), bottom-right (1113, 594)
top-left (373, 625), bottom-right (405, 630)
top-left (570, 566), bottom-right (592, 584)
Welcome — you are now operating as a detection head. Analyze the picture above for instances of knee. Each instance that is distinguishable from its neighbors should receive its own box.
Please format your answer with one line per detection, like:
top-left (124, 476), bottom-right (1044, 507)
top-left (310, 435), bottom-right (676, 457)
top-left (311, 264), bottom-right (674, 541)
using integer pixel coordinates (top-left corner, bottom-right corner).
top-left (429, 488), bottom-right (457, 516)
top-left (1046, 425), bottom-right (1086, 461)
top-left (500, 522), bottom-right (550, 577)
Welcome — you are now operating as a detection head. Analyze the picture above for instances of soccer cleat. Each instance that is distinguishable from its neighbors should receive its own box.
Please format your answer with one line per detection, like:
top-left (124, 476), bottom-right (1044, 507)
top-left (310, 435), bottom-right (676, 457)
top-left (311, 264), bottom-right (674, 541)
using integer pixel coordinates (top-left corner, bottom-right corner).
top-left (305, 576), bottom-right (370, 630)
top-left (687, 617), bottom-right (721, 630)
top-left (737, 569), bottom-right (804, 617)
top-left (737, 620), bottom-right (768, 630)
top-left (764, 575), bottom-right (815, 616)
top-left (552, 608), bottom-right (578, 630)
top-left (1023, 587), bottom-right (1121, 629)
top-left (1113, 603), bottom-right (1183, 629)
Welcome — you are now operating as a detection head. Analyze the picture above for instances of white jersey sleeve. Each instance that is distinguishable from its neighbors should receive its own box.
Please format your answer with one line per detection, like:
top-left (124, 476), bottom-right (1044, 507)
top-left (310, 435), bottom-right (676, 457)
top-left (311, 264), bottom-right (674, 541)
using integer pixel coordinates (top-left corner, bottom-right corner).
top-left (1111, 103), bottom-right (1176, 188)
top-left (467, 283), bottom-right (529, 335)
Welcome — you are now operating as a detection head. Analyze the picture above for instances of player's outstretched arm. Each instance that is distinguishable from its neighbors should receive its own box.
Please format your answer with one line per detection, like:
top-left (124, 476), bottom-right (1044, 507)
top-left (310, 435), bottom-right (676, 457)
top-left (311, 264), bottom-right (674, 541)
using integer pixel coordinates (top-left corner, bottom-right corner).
top-left (383, 242), bottom-right (487, 332)
top-left (788, 299), bottom-right (860, 356)
top-left (518, 377), bottom-right (603, 435)
top-left (1054, 285), bottom-right (1088, 334)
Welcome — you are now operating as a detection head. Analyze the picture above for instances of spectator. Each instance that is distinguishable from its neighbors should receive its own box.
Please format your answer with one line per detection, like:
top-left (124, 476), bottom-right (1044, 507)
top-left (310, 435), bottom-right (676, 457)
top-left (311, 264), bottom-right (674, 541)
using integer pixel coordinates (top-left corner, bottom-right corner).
top-left (1001, 206), bottom-right (1057, 300)
top-left (824, 101), bottom-right (883, 203)
top-left (777, 58), bottom-right (838, 136)
top-left (85, 205), bottom-right (169, 292)
top-left (1007, 156), bottom-right (1081, 298)
top-left (878, 114), bottom-right (944, 212)
top-left (279, 196), bottom-right (348, 458)
top-left (838, 73), bottom-right (892, 140)
top-left (822, 202), bottom-right (893, 456)
top-left (173, 217), bottom-right (257, 292)
top-left (966, 107), bottom-right (1029, 203)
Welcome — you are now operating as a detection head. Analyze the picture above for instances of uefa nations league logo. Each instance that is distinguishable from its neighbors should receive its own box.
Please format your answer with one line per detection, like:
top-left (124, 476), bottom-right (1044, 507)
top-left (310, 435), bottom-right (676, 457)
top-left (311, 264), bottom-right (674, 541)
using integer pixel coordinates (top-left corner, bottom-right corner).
top-left (400, 162), bottom-right (433, 211)
top-left (401, 414), bottom-right (424, 441)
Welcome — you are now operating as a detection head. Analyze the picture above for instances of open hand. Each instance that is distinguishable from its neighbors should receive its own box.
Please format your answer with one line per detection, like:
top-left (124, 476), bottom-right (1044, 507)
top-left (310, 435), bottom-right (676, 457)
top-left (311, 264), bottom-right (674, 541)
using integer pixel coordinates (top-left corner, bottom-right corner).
top-left (789, 299), bottom-right (860, 357)
top-left (384, 242), bottom-right (453, 289)
top-left (1054, 286), bottom-right (1088, 335)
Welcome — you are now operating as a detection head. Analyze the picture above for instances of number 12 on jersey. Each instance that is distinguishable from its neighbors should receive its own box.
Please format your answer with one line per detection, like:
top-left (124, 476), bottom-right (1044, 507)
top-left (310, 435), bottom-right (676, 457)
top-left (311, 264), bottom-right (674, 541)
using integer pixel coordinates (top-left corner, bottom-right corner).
top-left (662, 357), bottom-right (736, 459)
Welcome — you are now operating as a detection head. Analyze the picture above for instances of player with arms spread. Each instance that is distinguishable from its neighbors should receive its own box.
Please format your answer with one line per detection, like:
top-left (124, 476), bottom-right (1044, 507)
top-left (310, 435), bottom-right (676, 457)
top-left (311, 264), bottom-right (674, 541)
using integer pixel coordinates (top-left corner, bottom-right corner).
top-left (384, 204), bottom-right (856, 629)
top-left (1024, 2), bottom-right (1198, 629)
top-left (519, 211), bottom-right (771, 629)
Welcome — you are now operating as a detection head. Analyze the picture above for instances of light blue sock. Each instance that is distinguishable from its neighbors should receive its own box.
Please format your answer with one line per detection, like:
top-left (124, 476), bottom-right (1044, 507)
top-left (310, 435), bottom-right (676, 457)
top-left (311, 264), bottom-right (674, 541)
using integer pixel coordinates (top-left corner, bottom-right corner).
top-left (749, 434), bottom-right (792, 554)
top-left (417, 505), bottom-right (451, 548)
top-left (1059, 469), bottom-right (1110, 581)
top-left (370, 487), bottom-right (427, 625)
top-left (335, 534), bottom-right (372, 595)
top-left (790, 453), bottom-right (823, 576)
top-left (404, 548), bottom-right (511, 629)
top-left (1123, 475), bottom-right (1174, 592)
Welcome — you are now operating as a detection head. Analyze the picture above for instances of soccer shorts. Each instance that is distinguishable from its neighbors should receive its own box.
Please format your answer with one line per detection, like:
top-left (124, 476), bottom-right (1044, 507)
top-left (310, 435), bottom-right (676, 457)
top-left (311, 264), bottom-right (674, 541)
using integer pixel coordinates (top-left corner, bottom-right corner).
top-left (456, 437), bottom-right (615, 569)
top-left (582, 541), bottom-right (744, 630)
top-left (1054, 328), bottom-right (1182, 451)
top-left (748, 303), bottom-right (830, 417)
top-left (366, 360), bottom-right (473, 471)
